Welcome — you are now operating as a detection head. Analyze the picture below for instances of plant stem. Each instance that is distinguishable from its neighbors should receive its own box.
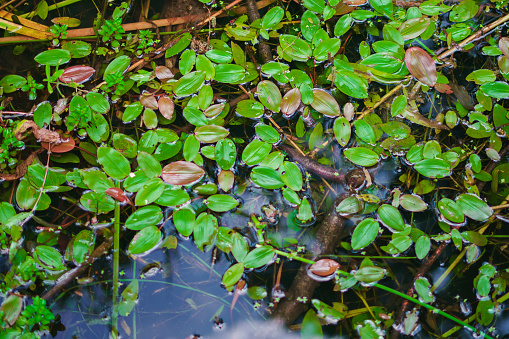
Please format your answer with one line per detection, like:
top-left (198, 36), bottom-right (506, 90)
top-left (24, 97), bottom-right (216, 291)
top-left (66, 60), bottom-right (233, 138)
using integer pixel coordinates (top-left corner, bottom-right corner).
top-left (111, 180), bottom-right (121, 338)
top-left (19, 0), bottom-right (82, 18)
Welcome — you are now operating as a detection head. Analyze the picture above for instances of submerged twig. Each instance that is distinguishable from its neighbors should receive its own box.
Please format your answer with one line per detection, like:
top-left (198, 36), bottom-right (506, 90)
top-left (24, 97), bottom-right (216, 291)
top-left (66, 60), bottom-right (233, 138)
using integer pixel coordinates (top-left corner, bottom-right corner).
top-left (272, 204), bottom-right (345, 325)
top-left (42, 237), bottom-right (114, 300)
top-left (279, 144), bottom-right (345, 182)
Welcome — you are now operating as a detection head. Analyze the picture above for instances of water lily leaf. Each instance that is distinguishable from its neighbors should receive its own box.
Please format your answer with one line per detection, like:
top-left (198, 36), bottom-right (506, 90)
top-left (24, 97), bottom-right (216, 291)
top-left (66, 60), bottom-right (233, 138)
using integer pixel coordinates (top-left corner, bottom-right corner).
top-left (456, 194), bottom-right (493, 221)
top-left (309, 259), bottom-right (340, 277)
top-left (206, 49), bottom-right (232, 64)
top-left (437, 198), bottom-right (464, 224)
top-left (333, 117), bottom-right (351, 147)
top-left (334, 14), bottom-right (353, 36)
top-left (135, 178), bottom-right (165, 206)
top-left (262, 6), bottom-right (284, 29)
top-left (449, 0), bottom-right (478, 22)
top-left (165, 33), bottom-right (192, 58)
top-left (281, 88), bottom-right (301, 118)
top-left (354, 266), bottom-right (385, 283)
top-left (174, 71), bottom-right (205, 97)
top-left (301, 309), bottom-right (323, 338)
top-left (405, 46), bottom-right (436, 87)
top-left (334, 69), bottom-right (368, 99)
top-left (122, 102), bottom-right (144, 123)
top-left (466, 69), bottom-right (497, 85)
top-left (214, 64), bottom-right (246, 83)
top-left (480, 81), bottom-right (509, 99)
top-left (279, 161), bottom-right (303, 191)
top-left (351, 218), bottom-right (379, 250)
top-left (194, 213), bottom-right (218, 251)
top-left (97, 147), bottom-right (130, 180)
top-left (173, 207), bottom-right (195, 237)
top-left (257, 81), bottom-right (281, 112)
top-left (400, 194), bottom-right (427, 212)
top-left (414, 158), bottom-right (451, 178)
top-left (0, 295), bottom-right (23, 327)
top-left (251, 166), bottom-right (284, 189)
top-left (162, 161), bottom-right (205, 185)
top-left (205, 194), bottom-right (239, 212)
top-left (279, 35), bottom-right (312, 62)
top-left (236, 100), bottom-right (265, 119)
top-left (378, 204), bottom-right (405, 231)
top-left (34, 245), bottom-right (65, 270)
top-left (61, 40), bottom-right (92, 58)
top-left (204, 103), bottom-right (225, 118)
top-left (80, 191), bottom-right (115, 214)
top-left (155, 185), bottom-right (190, 206)
top-left (222, 262), bottom-right (244, 288)
top-left (242, 140), bottom-right (272, 166)
top-left (73, 229), bottom-right (95, 264)
top-left (310, 89), bottom-right (341, 116)
top-left (218, 170), bottom-right (235, 192)
top-left (60, 65), bottom-right (95, 84)
top-left (125, 205), bottom-right (163, 230)
top-left (399, 17), bottom-right (430, 40)
top-left (344, 147), bottom-right (379, 167)
top-left (215, 138), bottom-right (237, 170)
top-left (104, 55), bottom-right (130, 78)
top-left (415, 235), bottom-right (431, 259)
top-left (137, 151), bottom-right (162, 178)
top-left (255, 124), bottom-right (280, 144)
top-left (34, 48), bottom-right (71, 66)
top-left (303, 0), bottom-right (325, 12)
top-left (128, 226), bottom-right (161, 255)
top-left (354, 119), bottom-right (376, 144)
top-left (301, 10), bottom-right (321, 41)
top-left (244, 246), bottom-right (275, 268)
top-left (86, 92), bottom-right (109, 113)
top-left (0, 74), bottom-right (26, 93)
top-left (118, 280), bottom-right (139, 317)
top-left (196, 54), bottom-right (215, 80)
top-left (313, 38), bottom-right (341, 61)
top-left (414, 277), bottom-right (434, 303)
top-left (195, 125), bottom-right (229, 143)
top-left (247, 286), bottom-right (268, 300)
top-left (112, 133), bottom-right (138, 158)
top-left (336, 196), bottom-right (362, 215)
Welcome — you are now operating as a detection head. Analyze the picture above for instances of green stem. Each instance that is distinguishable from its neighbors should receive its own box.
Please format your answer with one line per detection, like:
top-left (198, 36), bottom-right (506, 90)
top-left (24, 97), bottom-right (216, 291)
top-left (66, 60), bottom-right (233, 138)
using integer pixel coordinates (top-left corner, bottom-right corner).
top-left (20, 0), bottom-right (82, 18)
top-left (275, 250), bottom-right (494, 339)
top-left (111, 180), bottom-right (121, 338)
top-left (132, 260), bottom-right (137, 339)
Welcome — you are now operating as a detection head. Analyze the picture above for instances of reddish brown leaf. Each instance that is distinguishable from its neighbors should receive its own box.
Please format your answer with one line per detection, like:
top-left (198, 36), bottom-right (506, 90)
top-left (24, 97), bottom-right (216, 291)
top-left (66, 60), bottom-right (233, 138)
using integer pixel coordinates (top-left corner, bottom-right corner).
top-left (309, 259), bottom-right (340, 277)
top-left (162, 161), bottom-right (205, 185)
top-left (435, 83), bottom-right (453, 94)
top-left (41, 136), bottom-right (75, 153)
top-left (155, 66), bottom-right (174, 81)
top-left (281, 88), bottom-right (301, 118)
top-left (499, 37), bottom-right (509, 59)
top-left (404, 47), bottom-right (437, 87)
top-left (158, 96), bottom-right (175, 120)
top-left (140, 93), bottom-right (159, 110)
top-left (59, 65), bottom-right (96, 84)
top-left (106, 187), bottom-right (130, 204)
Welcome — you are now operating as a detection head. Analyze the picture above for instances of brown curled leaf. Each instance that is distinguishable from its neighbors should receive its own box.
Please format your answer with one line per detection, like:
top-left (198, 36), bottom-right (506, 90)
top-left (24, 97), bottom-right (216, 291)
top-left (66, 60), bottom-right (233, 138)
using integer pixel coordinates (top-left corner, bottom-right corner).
top-left (0, 148), bottom-right (44, 181)
top-left (309, 259), bottom-right (340, 277)
top-left (15, 120), bottom-right (61, 144)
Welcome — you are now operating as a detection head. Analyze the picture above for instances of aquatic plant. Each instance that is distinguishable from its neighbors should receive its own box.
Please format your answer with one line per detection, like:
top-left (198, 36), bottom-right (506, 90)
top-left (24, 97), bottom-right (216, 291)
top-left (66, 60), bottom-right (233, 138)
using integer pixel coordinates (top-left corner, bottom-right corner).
top-left (0, 0), bottom-right (508, 338)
